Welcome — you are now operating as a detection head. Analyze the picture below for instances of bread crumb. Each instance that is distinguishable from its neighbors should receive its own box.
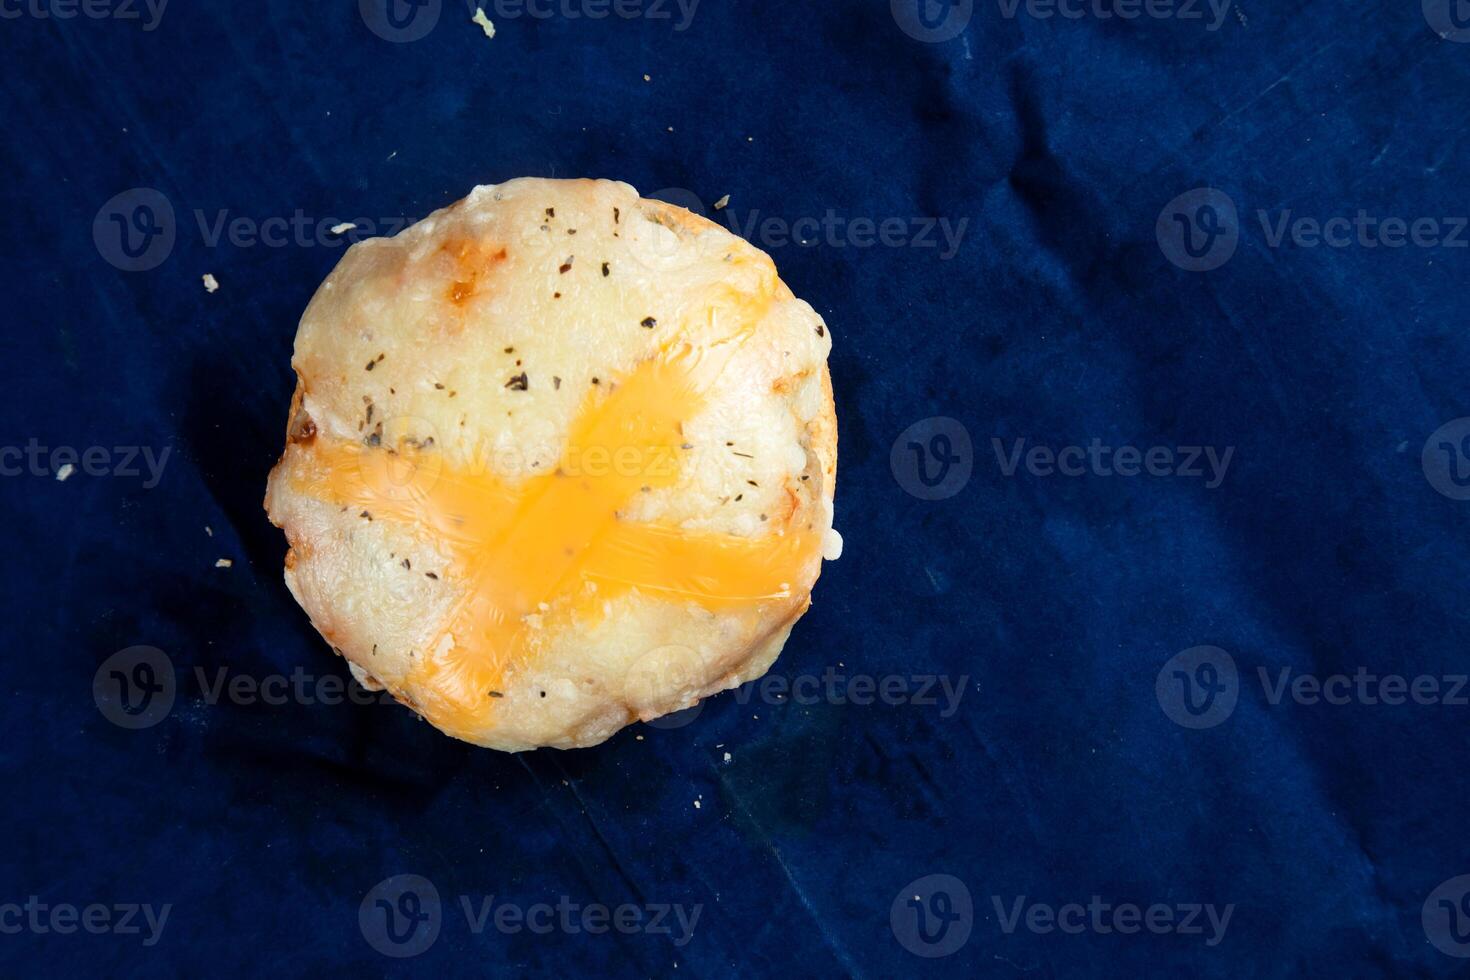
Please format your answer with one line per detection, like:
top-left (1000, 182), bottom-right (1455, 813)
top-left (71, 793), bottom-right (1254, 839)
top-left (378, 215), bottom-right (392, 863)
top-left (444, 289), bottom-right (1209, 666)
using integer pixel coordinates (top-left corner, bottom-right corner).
top-left (471, 6), bottom-right (495, 38)
top-left (215, 558), bottom-right (233, 568)
top-left (822, 527), bottom-right (844, 561)
top-left (55, 463), bottom-right (74, 482)
top-left (643, 74), bottom-right (651, 81)
top-left (329, 222), bottom-right (357, 235)
top-left (714, 194), bottom-right (730, 210)
top-left (693, 799), bottom-right (701, 809)
top-left (202, 274), bottom-right (219, 293)
top-left (722, 751), bottom-right (732, 763)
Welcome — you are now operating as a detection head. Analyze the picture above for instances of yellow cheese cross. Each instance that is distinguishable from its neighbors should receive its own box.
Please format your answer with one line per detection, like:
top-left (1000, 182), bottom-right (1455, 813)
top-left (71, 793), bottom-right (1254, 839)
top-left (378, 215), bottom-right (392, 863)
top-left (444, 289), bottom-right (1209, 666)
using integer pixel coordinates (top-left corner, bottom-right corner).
top-left (293, 330), bottom-right (819, 733)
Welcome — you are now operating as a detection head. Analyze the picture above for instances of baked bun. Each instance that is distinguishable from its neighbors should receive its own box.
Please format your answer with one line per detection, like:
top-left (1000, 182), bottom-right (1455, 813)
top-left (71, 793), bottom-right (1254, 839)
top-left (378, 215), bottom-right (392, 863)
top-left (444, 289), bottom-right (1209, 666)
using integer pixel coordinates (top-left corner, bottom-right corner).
top-left (264, 177), bottom-right (838, 751)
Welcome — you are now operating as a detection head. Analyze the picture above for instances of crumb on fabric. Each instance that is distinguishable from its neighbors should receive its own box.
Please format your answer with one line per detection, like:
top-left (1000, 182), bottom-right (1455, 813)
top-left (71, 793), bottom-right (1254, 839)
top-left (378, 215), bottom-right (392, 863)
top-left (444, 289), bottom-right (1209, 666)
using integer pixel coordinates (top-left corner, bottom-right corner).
top-left (329, 222), bottom-right (357, 235)
top-left (55, 463), bottom-right (74, 482)
top-left (215, 558), bottom-right (233, 568)
top-left (471, 6), bottom-right (496, 38)
top-left (714, 194), bottom-right (730, 210)
top-left (202, 274), bottom-right (219, 293)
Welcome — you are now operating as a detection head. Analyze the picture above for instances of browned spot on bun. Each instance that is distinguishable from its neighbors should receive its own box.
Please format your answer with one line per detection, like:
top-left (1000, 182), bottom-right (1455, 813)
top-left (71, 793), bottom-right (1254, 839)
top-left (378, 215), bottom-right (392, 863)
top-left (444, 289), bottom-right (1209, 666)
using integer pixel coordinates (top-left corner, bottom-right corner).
top-left (289, 411), bottom-right (316, 444)
top-left (780, 485), bottom-right (802, 523)
top-left (441, 239), bottom-right (509, 308)
top-left (772, 368), bottom-right (811, 396)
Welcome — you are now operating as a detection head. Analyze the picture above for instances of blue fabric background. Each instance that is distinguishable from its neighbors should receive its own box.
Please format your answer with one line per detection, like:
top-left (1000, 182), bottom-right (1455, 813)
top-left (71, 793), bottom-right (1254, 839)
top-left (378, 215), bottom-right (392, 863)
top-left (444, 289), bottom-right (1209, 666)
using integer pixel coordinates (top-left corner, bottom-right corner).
top-left (3, 0), bottom-right (1469, 975)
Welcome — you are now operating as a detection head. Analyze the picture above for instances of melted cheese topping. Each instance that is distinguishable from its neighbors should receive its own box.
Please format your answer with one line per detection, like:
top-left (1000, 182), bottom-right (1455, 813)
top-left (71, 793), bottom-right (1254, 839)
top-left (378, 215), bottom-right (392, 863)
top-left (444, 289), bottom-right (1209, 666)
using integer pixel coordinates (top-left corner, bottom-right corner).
top-left (292, 307), bottom-right (820, 738)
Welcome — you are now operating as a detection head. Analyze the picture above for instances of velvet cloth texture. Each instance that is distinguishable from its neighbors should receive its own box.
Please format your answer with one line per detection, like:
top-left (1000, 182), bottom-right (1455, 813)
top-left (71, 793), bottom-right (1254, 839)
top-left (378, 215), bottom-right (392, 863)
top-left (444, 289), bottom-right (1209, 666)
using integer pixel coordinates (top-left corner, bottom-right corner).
top-left (2, 1), bottom-right (1468, 975)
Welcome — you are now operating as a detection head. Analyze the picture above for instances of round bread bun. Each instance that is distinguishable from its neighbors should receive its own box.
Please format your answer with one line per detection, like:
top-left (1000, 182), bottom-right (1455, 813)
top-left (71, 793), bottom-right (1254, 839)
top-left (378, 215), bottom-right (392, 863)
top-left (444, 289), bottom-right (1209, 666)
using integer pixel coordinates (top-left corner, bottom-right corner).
top-left (264, 177), bottom-right (838, 751)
